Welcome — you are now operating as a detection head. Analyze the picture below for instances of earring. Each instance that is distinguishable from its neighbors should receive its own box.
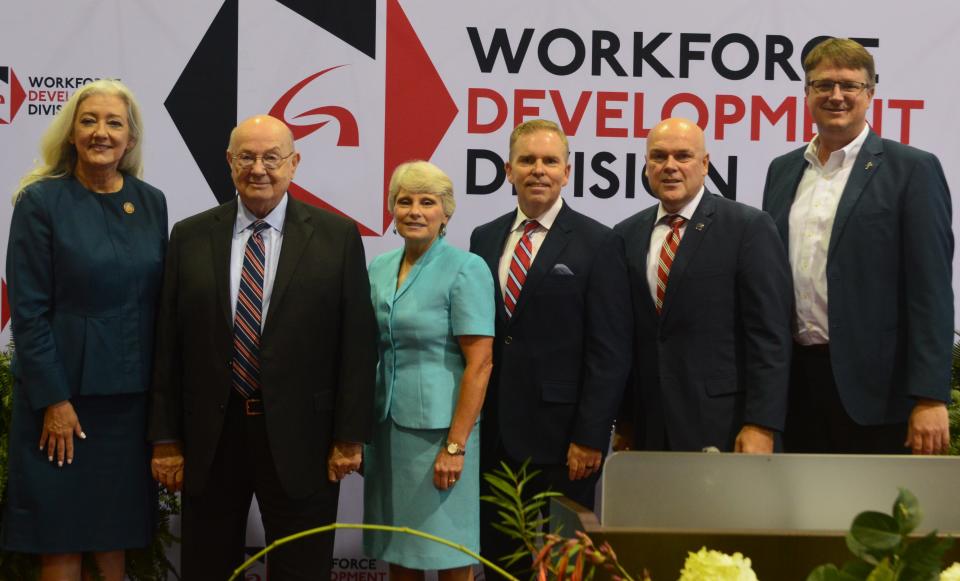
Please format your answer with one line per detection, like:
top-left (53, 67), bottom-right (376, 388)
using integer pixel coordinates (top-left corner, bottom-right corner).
top-left (392, 226), bottom-right (398, 235)
top-left (439, 223), bottom-right (447, 237)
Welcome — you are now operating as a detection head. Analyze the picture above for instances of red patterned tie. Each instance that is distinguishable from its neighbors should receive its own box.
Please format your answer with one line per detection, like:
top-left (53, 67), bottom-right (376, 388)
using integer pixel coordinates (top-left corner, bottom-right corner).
top-left (232, 220), bottom-right (270, 399)
top-left (504, 220), bottom-right (540, 318)
top-left (655, 215), bottom-right (686, 314)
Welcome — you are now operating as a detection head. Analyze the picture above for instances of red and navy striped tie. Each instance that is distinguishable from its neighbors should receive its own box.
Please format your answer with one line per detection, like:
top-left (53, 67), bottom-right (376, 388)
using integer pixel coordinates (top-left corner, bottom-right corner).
top-left (232, 220), bottom-right (270, 400)
top-left (504, 219), bottom-right (540, 318)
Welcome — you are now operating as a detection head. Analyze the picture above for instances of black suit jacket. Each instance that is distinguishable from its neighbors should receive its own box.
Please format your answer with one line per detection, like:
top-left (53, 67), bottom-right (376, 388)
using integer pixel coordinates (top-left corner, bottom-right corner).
top-left (762, 131), bottom-right (954, 425)
top-left (469, 201), bottom-right (632, 464)
top-left (148, 197), bottom-right (377, 498)
top-left (614, 193), bottom-right (793, 451)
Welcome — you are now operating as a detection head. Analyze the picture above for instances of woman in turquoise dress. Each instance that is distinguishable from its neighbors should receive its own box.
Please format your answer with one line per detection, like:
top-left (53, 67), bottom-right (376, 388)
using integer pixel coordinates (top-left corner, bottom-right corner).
top-left (363, 161), bottom-right (495, 580)
top-left (2, 80), bottom-right (167, 581)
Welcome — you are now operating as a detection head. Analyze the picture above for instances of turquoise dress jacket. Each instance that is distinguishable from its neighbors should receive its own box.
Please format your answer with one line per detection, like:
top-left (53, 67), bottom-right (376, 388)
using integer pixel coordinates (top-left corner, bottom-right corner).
top-left (368, 238), bottom-right (495, 429)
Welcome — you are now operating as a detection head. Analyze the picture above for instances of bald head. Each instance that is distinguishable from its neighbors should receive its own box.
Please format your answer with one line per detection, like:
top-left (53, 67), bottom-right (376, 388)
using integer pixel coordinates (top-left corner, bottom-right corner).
top-left (644, 117), bottom-right (709, 213)
top-left (226, 114), bottom-right (300, 218)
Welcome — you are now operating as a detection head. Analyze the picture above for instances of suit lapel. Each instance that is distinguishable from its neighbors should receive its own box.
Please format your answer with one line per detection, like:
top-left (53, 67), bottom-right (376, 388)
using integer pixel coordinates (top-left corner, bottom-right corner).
top-left (210, 199), bottom-right (239, 328)
top-left (659, 192), bottom-right (716, 321)
top-left (625, 208), bottom-right (659, 322)
top-left (510, 202), bottom-right (573, 322)
top-left (395, 238), bottom-right (444, 302)
top-left (774, 152), bottom-right (807, 249)
top-left (827, 131), bottom-right (883, 260)
top-left (478, 211), bottom-right (515, 326)
top-left (263, 198), bottom-right (313, 336)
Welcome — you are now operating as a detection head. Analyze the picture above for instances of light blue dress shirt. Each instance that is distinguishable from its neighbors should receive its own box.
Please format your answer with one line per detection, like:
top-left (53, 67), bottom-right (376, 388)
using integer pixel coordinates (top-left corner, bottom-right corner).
top-left (368, 238), bottom-right (495, 429)
top-left (229, 194), bottom-right (287, 328)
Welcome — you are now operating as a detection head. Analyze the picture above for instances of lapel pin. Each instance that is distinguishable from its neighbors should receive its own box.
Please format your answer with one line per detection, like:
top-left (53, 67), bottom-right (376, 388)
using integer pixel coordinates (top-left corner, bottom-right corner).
top-left (695, 223), bottom-right (705, 231)
top-left (865, 161), bottom-right (873, 170)
top-left (122, 202), bottom-right (136, 215)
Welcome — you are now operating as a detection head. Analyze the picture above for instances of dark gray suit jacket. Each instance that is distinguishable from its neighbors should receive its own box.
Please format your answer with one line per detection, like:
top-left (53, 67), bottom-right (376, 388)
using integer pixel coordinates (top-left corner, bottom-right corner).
top-left (148, 197), bottom-right (377, 498)
top-left (762, 131), bottom-right (954, 425)
top-left (614, 192), bottom-right (793, 451)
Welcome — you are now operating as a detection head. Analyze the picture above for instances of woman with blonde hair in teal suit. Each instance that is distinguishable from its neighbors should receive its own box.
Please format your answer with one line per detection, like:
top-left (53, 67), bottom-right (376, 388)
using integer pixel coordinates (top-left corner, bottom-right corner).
top-left (363, 160), bottom-right (495, 581)
top-left (2, 79), bottom-right (167, 581)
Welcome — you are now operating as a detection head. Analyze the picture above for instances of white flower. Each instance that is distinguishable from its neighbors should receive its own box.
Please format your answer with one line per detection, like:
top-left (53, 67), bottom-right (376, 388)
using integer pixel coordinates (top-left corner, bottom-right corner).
top-left (941, 562), bottom-right (960, 581)
top-left (678, 547), bottom-right (759, 581)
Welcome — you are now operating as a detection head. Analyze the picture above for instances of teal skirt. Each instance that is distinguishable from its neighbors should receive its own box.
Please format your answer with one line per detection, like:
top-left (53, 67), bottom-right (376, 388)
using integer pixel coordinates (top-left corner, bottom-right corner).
top-left (363, 419), bottom-right (480, 569)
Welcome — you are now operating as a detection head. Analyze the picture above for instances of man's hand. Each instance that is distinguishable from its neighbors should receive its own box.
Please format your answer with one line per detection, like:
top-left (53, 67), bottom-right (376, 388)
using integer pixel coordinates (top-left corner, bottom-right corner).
top-left (906, 399), bottom-right (950, 455)
top-left (152, 442), bottom-right (185, 492)
top-left (40, 400), bottom-right (85, 467)
top-left (327, 440), bottom-right (362, 482)
top-left (734, 424), bottom-right (774, 454)
top-left (566, 442), bottom-right (602, 481)
top-left (612, 423), bottom-right (635, 452)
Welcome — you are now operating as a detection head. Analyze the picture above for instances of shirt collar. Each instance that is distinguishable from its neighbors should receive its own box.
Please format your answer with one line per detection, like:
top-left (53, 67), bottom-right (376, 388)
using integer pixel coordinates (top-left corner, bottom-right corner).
top-left (510, 195), bottom-right (564, 232)
top-left (235, 193), bottom-right (288, 235)
top-left (804, 123), bottom-right (870, 170)
top-left (655, 186), bottom-right (705, 225)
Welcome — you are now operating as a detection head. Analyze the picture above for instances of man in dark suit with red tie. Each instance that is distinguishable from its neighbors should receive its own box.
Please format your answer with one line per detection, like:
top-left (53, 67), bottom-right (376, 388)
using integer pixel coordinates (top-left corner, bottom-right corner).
top-left (148, 115), bottom-right (377, 580)
top-left (469, 119), bottom-right (632, 575)
top-left (614, 118), bottom-right (793, 454)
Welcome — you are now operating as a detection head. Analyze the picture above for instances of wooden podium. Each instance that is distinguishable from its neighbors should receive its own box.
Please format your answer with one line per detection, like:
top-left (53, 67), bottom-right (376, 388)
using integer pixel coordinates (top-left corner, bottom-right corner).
top-left (549, 452), bottom-right (960, 580)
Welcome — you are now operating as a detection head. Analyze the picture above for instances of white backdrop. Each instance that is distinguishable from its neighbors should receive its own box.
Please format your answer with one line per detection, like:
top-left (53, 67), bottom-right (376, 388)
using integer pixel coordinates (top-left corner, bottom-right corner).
top-left (2, 1), bottom-right (960, 579)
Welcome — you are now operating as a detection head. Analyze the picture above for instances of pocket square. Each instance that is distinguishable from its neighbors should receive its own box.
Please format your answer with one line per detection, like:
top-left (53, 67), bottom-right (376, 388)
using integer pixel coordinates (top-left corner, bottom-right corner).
top-left (550, 263), bottom-right (574, 275)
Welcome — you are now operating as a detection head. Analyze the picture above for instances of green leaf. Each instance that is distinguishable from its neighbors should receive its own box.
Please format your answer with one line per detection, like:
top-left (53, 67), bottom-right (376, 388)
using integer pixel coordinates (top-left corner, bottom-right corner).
top-left (807, 564), bottom-right (864, 581)
top-left (841, 559), bottom-right (875, 578)
top-left (864, 559), bottom-right (895, 581)
top-left (848, 511), bottom-right (902, 558)
top-left (893, 488), bottom-right (922, 535)
top-left (898, 532), bottom-right (954, 581)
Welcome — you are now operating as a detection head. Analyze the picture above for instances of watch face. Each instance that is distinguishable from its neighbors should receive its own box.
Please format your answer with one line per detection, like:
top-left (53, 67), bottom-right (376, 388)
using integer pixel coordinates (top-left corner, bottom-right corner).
top-left (447, 443), bottom-right (458, 454)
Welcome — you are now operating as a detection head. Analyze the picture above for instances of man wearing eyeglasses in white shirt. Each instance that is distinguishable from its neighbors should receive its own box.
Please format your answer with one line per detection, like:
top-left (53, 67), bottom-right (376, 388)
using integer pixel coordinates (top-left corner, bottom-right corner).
top-left (762, 38), bottom-right (953, 455)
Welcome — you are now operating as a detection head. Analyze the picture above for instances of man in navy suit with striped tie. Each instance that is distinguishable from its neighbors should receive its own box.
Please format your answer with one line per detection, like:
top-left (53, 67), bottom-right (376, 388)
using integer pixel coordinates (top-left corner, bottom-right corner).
top-left (469, 119), bottom-right (632, 575)
top-left (148, 115), bottom-right (376, 580)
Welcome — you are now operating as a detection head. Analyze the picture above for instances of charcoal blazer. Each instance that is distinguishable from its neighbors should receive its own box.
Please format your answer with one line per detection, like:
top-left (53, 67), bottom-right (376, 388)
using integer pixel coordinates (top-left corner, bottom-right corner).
top-left (762, 130), bottom-right (954, 425)
top-left (148, 197), bottom-right (377, 499)
top-left (614, 192), bottom-right (793, 451)
top-left (469, 201), bottom-right (632, 464)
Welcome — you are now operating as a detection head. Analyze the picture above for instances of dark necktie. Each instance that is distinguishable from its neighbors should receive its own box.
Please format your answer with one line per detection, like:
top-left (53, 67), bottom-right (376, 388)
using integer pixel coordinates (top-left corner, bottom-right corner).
top-left (504, 219), bottom-right (540, 318)
top-left (232, 220), bottom-right (270, 399)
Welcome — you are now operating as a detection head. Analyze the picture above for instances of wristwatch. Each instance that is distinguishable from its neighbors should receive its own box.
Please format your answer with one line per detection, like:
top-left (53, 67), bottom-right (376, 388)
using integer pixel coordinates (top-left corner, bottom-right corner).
top-left (445, 441), bottom-right (466, 456)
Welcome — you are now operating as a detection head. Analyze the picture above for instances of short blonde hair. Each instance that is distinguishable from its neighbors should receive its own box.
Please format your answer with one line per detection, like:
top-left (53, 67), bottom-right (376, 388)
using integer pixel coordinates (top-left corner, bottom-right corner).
top-left (387, 160), bottom-right (455, 218)
top-left (508, 119), bottom-right (569, 161)
top-left (803, 38), bottom-right (876, 86)
top-left (15, 79), bottom-right (145, 200)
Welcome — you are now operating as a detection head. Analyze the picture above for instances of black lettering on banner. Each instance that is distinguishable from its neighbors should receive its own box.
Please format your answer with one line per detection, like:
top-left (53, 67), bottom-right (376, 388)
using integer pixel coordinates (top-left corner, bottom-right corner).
top-left (466, 149), bottom-right (506, 195)
top-left (538, 29), bottom-right (586, 76)
top-left (633, 32), bottom-right (674, 77)
top-left (679, 33), bottom-right (710, 78)
top-left (709, 156), bottom-right (738, 200)
top-left (589, 151), bottom-right (619, 198)
top-left (765, 35), bottom-right (800, 80)
top-left (467, 27), bottom-right (534, 73)
top-left (712, 33), bottom-right (759, 80)
top-left (592, 31), bottom-right (627, 76)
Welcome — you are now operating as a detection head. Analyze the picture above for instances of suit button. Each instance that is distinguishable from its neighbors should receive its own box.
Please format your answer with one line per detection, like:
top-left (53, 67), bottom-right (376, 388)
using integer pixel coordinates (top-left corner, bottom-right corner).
top-left (504, 335), bottom-right (513, 345)
top-left (219, 403), bottom-right (226, 413)
top-left (226, 359), bottom-right (233, 369)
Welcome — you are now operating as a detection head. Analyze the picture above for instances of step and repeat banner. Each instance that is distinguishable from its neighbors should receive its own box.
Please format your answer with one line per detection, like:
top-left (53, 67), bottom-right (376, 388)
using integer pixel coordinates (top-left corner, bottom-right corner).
top-left (2, 1), bottom-right (959, 578)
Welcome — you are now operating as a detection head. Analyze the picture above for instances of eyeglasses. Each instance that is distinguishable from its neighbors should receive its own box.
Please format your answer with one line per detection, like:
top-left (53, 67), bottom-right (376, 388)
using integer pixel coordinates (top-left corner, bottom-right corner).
top-left (807, 79), bottom-right (873, 96)
top-left (229, 151), bottom-right (295, 170)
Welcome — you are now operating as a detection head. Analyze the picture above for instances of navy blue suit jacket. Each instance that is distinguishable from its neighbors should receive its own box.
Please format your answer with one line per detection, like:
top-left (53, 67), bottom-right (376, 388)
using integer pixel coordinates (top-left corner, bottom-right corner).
top-left (762, 131), bottom-right (954, 425)
top-left (614, 193), bottom-right (793, 451)
top-left (469, 201), bottom-right (632, 464)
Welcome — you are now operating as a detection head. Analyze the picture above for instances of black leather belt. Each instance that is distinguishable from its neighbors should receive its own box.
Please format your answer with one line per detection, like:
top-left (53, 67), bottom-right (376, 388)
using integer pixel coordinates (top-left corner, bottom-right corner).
top-left (244, 398), bottom-right (264, 416)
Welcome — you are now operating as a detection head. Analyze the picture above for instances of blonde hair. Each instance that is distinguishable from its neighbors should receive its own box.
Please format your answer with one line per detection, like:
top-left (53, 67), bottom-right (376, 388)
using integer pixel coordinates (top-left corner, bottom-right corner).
top-left (14, 79), bottom-right (145, 201)
top-left (508, 119), bottom-right (569, 161)
top-left (387, 160), bottom-right (456, 218)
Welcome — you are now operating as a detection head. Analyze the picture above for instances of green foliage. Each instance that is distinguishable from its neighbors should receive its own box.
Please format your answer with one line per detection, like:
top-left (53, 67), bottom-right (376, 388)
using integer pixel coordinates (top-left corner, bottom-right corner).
top-left (949, 336), bottom-right (960, 455)
top-left (0, 345), bottom-right (181, 580)
top-left (807, 488), bottom-right (954, 581)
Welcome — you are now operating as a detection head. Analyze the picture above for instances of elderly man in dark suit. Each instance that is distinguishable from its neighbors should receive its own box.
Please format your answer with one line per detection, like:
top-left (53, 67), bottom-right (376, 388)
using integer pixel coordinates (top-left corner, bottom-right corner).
top-left (762, 38), bottom-right (953, 455)
top-left (614, 117), bottom-right (793, 454)
top-left (148, 115), bottom-right (377, 580)
top-left (469, 119), bottom-right (632, 575)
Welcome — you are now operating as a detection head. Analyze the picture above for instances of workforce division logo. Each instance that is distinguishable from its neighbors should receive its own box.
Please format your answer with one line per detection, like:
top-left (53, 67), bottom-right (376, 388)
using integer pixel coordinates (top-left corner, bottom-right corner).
top-left (0, 66), bottom-right (26, 124)
top-left (165, 0), bottom-right (458, 236)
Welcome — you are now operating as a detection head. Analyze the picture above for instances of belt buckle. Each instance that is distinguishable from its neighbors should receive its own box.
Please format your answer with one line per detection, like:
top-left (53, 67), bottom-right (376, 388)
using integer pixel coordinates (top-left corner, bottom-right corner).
top-left (244, 398), bottom-right (264, 416)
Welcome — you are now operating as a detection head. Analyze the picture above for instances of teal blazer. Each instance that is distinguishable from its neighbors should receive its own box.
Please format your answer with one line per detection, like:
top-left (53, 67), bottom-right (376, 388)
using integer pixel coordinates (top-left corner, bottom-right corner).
top-left (368, 238), bottom-right (495, 429)
top-left (7, 176), bottom-right (168, 410)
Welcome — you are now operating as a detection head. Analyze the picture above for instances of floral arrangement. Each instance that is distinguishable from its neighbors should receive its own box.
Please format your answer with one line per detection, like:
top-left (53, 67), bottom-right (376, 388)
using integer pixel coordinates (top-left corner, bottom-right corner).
top-left (678, 547), bottom-right (759, 581)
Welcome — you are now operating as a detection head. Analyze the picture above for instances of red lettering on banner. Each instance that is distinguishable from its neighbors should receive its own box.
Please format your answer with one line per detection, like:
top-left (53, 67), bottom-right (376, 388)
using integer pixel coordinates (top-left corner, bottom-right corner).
top-left (887, 99), bottom-right (923, 144)
top-left (633, 92), bottom-right (651, 138)
top-left (514, 89), bottom-right (545, 126)
top-left (662, 92), bottom-right (708, 129)
top-left (750, 95), bottom-right (795, 141)
top-left (715, 94), bottom-right (745, 139)
top-left (551, 90), bottom-right (591, 136)
top-left (596, 91), bottom-right (628, 137)
top-left (871, 98), bottom-right (883, 138)
top-left (467, 88), bottom-right (507, 133)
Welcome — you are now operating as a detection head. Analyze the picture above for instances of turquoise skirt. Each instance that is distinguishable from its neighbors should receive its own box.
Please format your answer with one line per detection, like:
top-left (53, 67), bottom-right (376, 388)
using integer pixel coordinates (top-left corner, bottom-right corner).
top-left (363, 419), bottom-right (480, 569)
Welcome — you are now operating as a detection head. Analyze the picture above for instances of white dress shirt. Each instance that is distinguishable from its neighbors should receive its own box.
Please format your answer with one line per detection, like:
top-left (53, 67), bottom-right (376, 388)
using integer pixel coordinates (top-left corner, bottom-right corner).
top-left (645, 187), bottom-right (705, 304)
top-left (498, 195), bottom-right (564, 297)
top-left (789, 124), bottom-right (870, 345)
top-left (230, 193), bottom-right (288, 328)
